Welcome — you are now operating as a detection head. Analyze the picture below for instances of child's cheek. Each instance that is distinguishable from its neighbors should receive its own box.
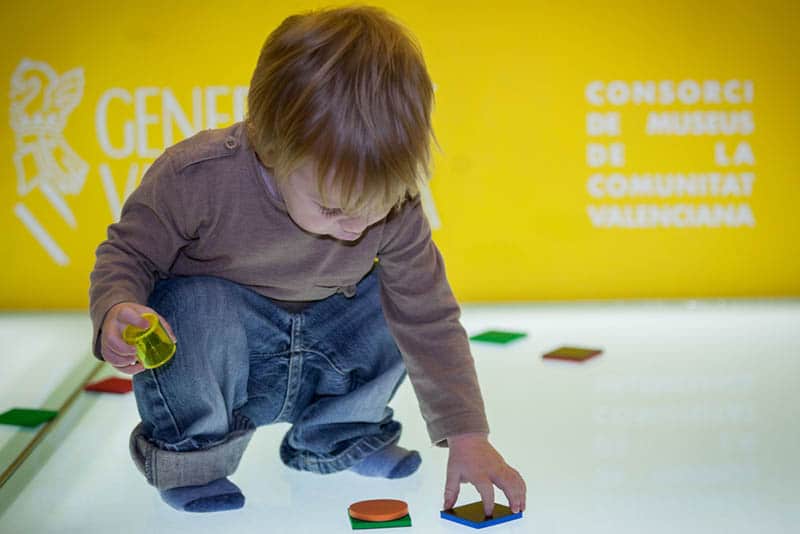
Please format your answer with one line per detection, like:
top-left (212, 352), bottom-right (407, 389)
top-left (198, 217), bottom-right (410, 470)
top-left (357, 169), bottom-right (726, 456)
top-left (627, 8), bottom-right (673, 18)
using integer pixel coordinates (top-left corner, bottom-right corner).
top-left (312, 214), bottom-right (335, 234)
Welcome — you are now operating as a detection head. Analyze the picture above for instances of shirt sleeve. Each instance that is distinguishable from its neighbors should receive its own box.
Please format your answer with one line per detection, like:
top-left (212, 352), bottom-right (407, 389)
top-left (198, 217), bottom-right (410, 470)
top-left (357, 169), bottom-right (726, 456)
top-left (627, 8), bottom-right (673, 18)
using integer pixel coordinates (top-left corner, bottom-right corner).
top-left (88, 150), bottom-right (193, 360)
top-left (377, 195), bottom-right (489, 446)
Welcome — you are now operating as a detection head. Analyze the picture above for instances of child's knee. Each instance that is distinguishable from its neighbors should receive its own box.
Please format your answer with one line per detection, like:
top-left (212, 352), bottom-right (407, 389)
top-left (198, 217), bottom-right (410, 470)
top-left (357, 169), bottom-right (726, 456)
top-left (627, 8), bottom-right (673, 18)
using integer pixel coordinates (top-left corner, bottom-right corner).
top-left (148, 276), bottom-right (244, 318)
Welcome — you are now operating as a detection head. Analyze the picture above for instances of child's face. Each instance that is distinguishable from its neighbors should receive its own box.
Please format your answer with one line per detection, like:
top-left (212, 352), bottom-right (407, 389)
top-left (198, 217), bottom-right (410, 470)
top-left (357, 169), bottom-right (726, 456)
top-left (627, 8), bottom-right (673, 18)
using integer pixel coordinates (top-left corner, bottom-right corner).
top-left (277, 160), bottom-right (390, 242)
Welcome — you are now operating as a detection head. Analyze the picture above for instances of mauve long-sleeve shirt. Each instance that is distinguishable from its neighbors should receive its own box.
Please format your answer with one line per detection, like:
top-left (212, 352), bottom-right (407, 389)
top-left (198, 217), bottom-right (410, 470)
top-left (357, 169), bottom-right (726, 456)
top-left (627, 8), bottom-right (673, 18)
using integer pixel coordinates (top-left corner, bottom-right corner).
top-left (89, 121), bottom-right (488, 445)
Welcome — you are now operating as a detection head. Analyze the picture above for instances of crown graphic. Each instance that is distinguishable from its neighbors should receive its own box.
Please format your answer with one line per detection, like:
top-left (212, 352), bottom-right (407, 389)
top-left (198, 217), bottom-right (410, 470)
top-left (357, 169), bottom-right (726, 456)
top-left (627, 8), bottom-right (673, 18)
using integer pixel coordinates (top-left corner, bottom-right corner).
top-left (15, 111), bottom-right (62, 138)
top-left (10, 58), bottom-right (87, 196)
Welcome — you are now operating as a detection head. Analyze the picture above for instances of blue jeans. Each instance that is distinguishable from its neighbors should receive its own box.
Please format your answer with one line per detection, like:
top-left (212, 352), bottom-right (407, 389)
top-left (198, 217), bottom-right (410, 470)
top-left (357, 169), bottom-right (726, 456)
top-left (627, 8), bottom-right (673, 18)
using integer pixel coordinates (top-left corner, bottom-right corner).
top-left (129, 267), bottom-right (407, 489)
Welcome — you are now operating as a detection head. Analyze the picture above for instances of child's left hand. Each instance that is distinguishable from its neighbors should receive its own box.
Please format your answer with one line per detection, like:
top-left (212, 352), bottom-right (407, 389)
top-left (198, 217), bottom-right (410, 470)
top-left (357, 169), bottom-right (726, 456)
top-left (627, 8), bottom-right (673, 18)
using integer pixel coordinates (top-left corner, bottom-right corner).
top-left (443, 432), bottom-right (527, 516)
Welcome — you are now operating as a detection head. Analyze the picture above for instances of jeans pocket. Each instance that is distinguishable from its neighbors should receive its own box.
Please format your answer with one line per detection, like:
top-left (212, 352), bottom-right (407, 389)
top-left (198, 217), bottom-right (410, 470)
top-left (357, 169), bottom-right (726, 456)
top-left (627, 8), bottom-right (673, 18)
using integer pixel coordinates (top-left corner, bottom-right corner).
top-left (303, 351), bottom-right (354, 397)
top-left (246, 352), bottom-right (290, 425)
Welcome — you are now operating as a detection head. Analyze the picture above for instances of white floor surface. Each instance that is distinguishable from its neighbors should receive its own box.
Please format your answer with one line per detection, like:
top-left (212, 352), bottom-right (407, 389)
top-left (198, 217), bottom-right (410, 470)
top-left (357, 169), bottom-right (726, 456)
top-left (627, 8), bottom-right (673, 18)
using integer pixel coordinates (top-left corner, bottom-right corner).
top-left (0, 300), bottom-right (798, 533)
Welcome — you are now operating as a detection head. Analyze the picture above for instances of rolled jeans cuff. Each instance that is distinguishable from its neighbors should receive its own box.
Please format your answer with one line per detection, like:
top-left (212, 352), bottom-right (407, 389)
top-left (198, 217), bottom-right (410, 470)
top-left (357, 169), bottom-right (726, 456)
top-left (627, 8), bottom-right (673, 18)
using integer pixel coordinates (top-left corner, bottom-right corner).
top-left (129, 422), bottom-right (254, 490)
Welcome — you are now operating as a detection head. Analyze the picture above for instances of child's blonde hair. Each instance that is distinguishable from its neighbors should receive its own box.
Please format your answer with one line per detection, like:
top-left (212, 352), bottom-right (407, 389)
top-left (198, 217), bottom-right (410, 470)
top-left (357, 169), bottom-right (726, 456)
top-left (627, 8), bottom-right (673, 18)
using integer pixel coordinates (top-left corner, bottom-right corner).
top-left (245, 4), bottom-right (438, 215)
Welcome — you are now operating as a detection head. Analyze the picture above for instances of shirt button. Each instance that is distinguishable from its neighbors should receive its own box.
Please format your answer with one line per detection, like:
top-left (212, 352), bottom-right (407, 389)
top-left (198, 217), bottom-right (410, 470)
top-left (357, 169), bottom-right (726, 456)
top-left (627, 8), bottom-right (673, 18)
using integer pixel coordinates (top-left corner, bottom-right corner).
top-left (340, 285), bottom-right (357, 298)
top-left (224, 137), bottom-right (237, 149)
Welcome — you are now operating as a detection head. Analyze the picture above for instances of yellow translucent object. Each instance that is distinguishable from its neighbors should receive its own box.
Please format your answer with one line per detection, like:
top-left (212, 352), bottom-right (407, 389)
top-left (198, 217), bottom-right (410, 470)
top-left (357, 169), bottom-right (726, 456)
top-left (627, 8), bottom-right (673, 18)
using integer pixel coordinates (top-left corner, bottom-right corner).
top-left (122, 313), bottom-right (176, 369)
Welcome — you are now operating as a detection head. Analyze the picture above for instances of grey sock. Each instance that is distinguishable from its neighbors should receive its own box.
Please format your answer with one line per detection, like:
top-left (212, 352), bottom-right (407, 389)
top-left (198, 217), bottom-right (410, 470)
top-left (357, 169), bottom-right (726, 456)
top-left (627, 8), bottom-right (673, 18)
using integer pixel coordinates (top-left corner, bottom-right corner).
top-left (349, 444), bottom-right (421, 479)
top-left (159, 477), bottom-right (245, 513)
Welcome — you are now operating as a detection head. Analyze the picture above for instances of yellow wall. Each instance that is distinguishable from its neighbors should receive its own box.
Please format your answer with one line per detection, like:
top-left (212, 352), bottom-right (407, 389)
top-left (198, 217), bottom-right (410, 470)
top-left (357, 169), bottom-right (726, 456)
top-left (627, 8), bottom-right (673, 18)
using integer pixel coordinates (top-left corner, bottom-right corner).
top-left (2, 1), bottom-right (798, 308)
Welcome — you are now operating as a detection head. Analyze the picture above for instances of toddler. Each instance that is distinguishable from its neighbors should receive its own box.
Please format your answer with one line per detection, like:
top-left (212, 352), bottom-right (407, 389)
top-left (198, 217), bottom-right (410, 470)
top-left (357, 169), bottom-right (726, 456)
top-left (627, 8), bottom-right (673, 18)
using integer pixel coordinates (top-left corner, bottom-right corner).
top-left (89, 4), bottom-right (526, 515)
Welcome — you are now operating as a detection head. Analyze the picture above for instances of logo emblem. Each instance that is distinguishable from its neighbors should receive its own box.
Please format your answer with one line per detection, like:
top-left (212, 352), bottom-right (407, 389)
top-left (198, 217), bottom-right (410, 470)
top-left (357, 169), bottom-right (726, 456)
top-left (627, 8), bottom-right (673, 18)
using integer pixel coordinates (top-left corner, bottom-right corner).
top-left (10, 59), bottom-right (86, 265)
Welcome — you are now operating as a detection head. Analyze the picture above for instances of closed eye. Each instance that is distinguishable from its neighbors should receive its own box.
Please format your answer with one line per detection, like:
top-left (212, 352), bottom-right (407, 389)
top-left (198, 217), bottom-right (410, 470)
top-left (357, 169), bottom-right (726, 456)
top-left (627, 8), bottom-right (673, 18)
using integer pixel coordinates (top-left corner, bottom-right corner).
top-left (319, 205), bottom-right (343, 217)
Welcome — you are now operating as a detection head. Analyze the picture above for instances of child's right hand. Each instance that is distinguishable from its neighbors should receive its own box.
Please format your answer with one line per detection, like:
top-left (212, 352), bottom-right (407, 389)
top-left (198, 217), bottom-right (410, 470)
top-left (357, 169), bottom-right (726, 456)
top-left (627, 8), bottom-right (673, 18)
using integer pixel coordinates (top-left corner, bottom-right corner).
top-left (100, 302), bottom-right (176, 375)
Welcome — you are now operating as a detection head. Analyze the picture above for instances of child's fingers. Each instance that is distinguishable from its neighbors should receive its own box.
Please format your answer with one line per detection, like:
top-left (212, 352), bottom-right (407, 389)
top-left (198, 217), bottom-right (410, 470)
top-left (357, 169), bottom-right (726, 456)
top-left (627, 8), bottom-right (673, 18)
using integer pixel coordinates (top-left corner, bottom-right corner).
top-left (116, 306), bottom-right (151, 329)
top-left (474, 481), bottom-right (495, 517)
top-left (107, 355), bottom-right (143, 375)
top-left (116, 306), bottom-right (176, 343)
top-left (102, 322), bottom-right (137, 356)
top-left (492, 467), bottom-right (525, 513)
top-left (104, 337), bottom-right (137, 358)
top-left (114, 361), bottom-right (144, 376)
top-left (102, 323), bottom-right (139, 365)
top-left (102, 342), bottom-right (139, 370)
top-left (443, 468), bottom-right (461, 510)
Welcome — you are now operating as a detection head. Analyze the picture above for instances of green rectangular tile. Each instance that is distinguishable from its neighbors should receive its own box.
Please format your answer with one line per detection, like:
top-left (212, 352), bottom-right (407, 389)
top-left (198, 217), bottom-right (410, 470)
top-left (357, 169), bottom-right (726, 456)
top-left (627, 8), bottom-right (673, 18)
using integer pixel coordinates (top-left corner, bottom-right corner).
top-left (0, 408), bottom-right (58, 428)
top-left (349, 513), bottom-right (412, 529)
top-left (469, 330), bottom-right (527, 344)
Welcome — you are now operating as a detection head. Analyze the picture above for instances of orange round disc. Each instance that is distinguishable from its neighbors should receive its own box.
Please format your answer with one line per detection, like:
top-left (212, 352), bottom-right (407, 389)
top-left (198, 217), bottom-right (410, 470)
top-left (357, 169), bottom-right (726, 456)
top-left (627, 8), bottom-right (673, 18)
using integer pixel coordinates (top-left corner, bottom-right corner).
top-left (348, 499), bottom-right (408, 522)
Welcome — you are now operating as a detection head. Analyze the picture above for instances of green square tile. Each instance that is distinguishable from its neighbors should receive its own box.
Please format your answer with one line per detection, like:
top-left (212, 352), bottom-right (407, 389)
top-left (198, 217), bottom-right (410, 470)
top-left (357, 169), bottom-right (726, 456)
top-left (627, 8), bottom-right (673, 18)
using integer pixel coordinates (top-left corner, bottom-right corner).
top-left (349, 513), bottom-right (412, 529)
top-left (469, 330), bottom-right (527, 345)
top-left (0, 408), bottom-right (58, 428)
